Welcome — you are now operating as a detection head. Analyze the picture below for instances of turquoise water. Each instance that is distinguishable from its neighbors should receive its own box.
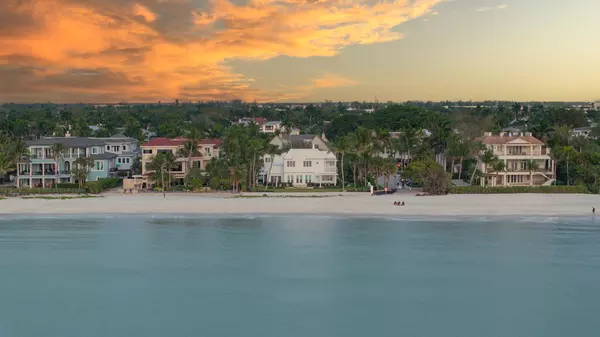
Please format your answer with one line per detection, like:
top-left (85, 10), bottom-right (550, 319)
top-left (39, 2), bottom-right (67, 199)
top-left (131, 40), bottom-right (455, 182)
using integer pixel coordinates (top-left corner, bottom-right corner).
top-left (1, 215), bottom-right (600, 337)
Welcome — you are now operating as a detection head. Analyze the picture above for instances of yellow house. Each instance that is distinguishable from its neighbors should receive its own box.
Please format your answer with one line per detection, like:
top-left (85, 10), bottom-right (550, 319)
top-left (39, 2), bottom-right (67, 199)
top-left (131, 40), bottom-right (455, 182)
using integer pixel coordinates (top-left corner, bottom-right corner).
top-left (477, 132), bottom-right (556, 186)
top-left (140, 137), bottom-right (221, 185)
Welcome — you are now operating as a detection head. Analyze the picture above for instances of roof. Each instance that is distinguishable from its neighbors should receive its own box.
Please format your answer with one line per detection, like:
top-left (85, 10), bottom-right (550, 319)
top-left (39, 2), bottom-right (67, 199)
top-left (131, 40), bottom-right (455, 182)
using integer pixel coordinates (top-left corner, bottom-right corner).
top-left (477, 135), bottom-right (545, 145)
top-left (141, 137), bottom-right (222, 147)
top-left (264, 121), bottom-right (282, 126)
top-left (283, 148), bottom-right (336, 159)
top-left (90, 152), bottom-right (118, 160)
top-left (26, 137), bottom-right (107, 147)
top-left (98, 135), bottom-right (139, 143)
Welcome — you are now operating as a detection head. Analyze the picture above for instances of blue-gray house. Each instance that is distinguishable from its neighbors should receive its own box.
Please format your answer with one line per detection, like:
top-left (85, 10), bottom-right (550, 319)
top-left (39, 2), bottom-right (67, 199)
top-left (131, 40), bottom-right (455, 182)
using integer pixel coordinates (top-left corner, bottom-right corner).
top-left (17, 137), bottom-right (118, 188)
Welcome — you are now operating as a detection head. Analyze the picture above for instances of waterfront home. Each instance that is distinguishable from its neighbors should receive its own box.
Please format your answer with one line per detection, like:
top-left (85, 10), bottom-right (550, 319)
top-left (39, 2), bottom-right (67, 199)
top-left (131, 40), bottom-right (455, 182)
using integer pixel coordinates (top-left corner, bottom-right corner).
top-left (571, 127), bottom-right (593, 139)
top-left (476, 132), bottom-right (556, 186)
top-left (260, 143), bottom-right (337, 187)
top-left (97, 135), bottom-right (140, 175)
top-left (17, 137), bottom-right (118, 188)
top-left (140, 137), bottom-right (221, 185)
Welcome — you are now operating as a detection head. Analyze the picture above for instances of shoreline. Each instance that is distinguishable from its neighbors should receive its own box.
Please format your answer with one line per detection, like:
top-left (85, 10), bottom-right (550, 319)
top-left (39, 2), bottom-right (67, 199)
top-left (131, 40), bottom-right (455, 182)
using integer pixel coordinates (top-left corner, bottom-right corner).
top-left (1, 193), bottom-right (599, 218)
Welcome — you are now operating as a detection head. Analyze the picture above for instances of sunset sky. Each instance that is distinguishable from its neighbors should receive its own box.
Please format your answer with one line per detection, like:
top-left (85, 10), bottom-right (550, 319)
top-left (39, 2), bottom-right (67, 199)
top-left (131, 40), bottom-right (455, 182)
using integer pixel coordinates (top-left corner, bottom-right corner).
top-left (1, 0), bottom-right (599, 103)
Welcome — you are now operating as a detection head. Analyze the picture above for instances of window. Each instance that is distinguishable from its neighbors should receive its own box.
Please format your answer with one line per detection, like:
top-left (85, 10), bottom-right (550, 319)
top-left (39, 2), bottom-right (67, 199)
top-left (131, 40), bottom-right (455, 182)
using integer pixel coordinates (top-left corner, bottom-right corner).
top-left (157, 149), bottom-right (172, 154)
top-left (322, 175), bottom-right (333, 182)
top-left (205, 147), bottom-right (211, 155)
top-left (325, 161), bottom-right (336, 167)
top-left (123, 145), bottom-right (127, 151)
top-left (286, 161), bottom-right (295, 167)
top-left (265, 157), bottom-right (272, 163)
top-left (126, 158), bottom-right (130, 164)
top-left (112, 146), bottom-right (120, 152)
top-left (93, 160), bottom-right (104, 171)
top-left (296, 175), bottom-right (302, 183)
top-left (303, 161), bottom-right (311, 167)
top-left (106, 145), bottom-right (110, 150)
top-left (117, 158), bottom-right (122, 164)
top-left (287, 175), bottom-right (293, 183)
top-left (509, 175), bottom-right (523, 183)
top-left (143, 149), bottom-right (152, 154)
top-left (305, 175), bottom-right (311, 183)
top-left (521, 161), bottom-right (527, 171)
top-left (92, 147), bottom-right (98, 154)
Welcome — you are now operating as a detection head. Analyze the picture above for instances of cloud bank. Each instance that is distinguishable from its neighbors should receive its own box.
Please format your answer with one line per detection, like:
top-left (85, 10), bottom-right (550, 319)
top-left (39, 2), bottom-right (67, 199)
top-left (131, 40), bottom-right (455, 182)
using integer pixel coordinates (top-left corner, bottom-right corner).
top-left (0, 0), bottom-right (441, 102)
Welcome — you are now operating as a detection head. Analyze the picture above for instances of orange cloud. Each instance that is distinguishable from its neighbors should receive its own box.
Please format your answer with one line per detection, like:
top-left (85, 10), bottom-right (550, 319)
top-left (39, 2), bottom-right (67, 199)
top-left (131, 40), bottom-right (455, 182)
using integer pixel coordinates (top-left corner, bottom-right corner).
top-left (312, 73), bottom-right (358, 88)
top-left (0, 0), bottom-right (441, 102)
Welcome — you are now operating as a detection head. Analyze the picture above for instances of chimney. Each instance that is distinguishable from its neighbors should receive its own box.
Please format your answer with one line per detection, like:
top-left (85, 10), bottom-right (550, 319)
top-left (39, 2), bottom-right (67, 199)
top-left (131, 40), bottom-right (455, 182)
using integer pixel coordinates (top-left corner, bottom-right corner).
top-left (321, 131), bottom-right (328, 142)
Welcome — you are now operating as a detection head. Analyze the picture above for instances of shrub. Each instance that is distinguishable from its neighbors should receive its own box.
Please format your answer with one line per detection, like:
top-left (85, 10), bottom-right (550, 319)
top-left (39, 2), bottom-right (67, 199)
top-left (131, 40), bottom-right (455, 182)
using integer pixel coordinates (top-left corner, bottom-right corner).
top-left (85, 177), bottom-right (121, 194)
top-left (0, 188), bottom-right (86, 196)
top-left (449, 185), bottom-right (589, 194)
top-left (56, 183), bottom-right (79, 189)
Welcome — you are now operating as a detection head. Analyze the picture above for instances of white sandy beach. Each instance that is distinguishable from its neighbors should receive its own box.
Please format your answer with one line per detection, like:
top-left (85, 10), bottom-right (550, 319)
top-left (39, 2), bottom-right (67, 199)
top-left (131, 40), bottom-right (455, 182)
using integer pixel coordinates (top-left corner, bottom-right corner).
top-left (1, 192), bottom-right (599, 217)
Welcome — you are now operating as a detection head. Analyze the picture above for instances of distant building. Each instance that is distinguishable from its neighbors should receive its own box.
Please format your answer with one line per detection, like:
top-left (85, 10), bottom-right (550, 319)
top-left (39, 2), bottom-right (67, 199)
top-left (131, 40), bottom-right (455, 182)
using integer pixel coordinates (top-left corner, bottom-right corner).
top-left (96, 135), bottom-right (140, 174)
top-left (571, 127), bottom-right (592, 138)
top-left (476, 132), bottom-right (555, 187)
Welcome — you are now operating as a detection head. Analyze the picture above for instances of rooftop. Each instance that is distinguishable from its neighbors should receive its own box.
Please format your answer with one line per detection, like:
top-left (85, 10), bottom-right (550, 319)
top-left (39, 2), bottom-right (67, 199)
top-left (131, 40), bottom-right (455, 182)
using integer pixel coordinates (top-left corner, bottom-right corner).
top-left (141, 137), bottom-right (222, 147)
top-left (477, 132), bottom-right (545, 145)
top-left (25, 137), bottom-right (108, 147)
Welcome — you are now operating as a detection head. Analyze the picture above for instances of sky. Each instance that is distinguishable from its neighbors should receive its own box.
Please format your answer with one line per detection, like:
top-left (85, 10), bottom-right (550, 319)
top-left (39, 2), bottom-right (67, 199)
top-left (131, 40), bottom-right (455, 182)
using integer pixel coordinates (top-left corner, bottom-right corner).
top-left (1, 0), bottom-right (599, 103)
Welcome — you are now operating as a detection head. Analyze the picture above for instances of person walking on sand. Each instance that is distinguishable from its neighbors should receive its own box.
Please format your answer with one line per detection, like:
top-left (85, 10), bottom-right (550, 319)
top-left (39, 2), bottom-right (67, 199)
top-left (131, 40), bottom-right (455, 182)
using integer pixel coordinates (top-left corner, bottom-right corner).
top-left (593, 207), bottom-right (596, 215)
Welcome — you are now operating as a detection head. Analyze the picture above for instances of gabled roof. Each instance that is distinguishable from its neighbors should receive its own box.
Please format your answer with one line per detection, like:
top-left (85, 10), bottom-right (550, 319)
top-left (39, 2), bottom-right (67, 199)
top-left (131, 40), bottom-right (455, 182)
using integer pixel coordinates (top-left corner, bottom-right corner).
top-left (477, 135), bottom-right (545, 145)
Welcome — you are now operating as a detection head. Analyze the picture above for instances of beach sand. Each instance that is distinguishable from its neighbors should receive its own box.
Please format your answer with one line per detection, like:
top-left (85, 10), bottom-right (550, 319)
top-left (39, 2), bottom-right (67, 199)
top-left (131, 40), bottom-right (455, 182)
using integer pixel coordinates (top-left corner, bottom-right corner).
top-left (1, 192), bottom-right (599, 217)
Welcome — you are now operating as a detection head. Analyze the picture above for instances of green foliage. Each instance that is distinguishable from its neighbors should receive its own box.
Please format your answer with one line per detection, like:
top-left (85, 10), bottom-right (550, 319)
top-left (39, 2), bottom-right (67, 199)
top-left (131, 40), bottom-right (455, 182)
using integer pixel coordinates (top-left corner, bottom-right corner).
top-left (56, 183), bottom-right (79, 188)
top-left (403, 158), bottom-right (450, 195)
top-left (449, 185), bottom-right (588, 194)
top-left (0, 188), bottom-right (86, 196)
top-left (86, 177), bottom-right (121, 194)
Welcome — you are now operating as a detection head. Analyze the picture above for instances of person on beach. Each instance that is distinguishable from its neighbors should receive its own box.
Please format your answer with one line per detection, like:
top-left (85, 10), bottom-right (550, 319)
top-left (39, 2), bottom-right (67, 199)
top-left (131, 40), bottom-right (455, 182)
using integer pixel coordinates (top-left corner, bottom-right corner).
top-left (394, 201), bottom-right (398, 206)
top-left (401, 201), bottom-right (405, 206)
top-left (593, 207), bottom-right (596, 215)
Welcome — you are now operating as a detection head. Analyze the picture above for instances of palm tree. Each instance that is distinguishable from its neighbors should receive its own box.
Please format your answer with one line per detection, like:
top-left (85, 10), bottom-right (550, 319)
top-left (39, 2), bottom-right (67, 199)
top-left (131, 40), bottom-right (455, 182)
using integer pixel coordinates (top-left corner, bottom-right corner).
top-left (50, 143), bottom-right (66, 190)
top-left (72, 157), bottom-right (94, 188)
top-left (163, 152), bottom-right (176, 190)
top-left (525, 159), bottom-right (539, 186)
top-left (331, 135), bottom-right (351, 191)
top-left (382, 158), bottom-right (398, 191)
top-left (492, 159), bottom-right (506, 187)
top-left (177, 138), bottom-right (199, 184)
top-left (0, 152), bottom-right (15, 185)
top-left (263, 144), bottom-right (281, 191)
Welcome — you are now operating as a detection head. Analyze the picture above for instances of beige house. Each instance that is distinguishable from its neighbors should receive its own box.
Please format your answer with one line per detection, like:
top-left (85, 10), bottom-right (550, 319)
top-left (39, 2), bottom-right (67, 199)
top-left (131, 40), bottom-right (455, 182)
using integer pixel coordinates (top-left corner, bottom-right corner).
top-left (140, 137), bottom-right (221, 184)
top-left (477, 132), bottom-right (556, 186)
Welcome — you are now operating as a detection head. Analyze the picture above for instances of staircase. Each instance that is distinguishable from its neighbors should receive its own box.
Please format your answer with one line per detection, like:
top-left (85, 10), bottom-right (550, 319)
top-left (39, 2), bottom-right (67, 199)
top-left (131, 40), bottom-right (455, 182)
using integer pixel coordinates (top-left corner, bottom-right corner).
top-left (542, 179), bottom-right (555, 186)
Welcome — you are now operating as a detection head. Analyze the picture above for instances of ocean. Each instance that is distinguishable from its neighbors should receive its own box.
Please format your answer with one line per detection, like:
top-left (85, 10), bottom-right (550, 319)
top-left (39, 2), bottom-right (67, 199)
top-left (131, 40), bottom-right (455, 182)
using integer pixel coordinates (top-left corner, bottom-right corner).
top-left (1, 215), bottom-right (599, 337)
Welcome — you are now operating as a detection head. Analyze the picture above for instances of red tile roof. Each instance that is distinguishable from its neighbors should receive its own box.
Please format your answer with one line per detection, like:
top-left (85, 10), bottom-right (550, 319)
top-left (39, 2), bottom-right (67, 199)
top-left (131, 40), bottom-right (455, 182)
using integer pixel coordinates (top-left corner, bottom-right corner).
top-left (477, 135), bottom-right (545, 145)
top-left (141, 137), bottom-right (222, 147)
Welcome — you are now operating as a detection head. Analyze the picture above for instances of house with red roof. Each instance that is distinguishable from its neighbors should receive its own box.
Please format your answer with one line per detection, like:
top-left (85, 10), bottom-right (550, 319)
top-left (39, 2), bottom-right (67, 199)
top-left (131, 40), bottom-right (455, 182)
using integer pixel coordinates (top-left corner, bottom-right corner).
top-left (476, 132), bottom-right (556, 187)
top-left (140, 137), bottom-right (221, 185)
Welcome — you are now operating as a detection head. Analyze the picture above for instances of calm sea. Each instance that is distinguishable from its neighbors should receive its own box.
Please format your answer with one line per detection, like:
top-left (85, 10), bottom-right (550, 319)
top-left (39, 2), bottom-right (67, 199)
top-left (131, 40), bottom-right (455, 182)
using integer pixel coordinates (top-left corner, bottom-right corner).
top-left (1, 215), bottom-right (600, 337)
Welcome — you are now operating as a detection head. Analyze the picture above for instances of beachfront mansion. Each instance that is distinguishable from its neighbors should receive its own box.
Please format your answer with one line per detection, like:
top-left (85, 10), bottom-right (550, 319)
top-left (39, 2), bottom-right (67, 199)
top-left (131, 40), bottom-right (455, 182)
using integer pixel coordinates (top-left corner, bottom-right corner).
top-left (259, 134), bottom-right (337, 187)
top-left (477, 132), bottom-right (556, 187)
top-left (16, 135), bottom-right (140, 188)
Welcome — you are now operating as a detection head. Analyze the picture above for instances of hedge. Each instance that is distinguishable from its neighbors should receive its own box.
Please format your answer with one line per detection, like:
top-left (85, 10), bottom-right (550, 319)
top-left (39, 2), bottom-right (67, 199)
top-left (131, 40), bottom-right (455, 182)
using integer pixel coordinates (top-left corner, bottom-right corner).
top-left (449, 185), bottom-right (589, 194)
top-left (55, 183), bottom-right (79, 189)
top-left (0, 188), bottom-right (86, 196)
top-left (86, 177), bottom-right (121, 194)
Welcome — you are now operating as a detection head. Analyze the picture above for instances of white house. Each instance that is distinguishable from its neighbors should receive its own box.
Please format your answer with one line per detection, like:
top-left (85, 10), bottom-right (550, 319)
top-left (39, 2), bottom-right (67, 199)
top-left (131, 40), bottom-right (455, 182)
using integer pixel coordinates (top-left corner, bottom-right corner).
top-left (260, 136), bottom-right (337, 187)
top-left (571, 127), bottom-right (592, 138)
